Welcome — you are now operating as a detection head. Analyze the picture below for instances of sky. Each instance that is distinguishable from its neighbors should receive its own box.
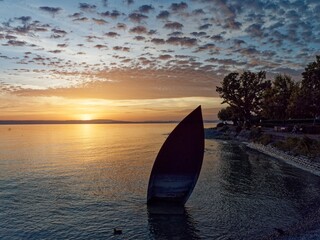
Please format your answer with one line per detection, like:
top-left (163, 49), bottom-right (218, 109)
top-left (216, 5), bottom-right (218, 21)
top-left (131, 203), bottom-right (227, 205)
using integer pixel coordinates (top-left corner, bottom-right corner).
top-left (0, 0), bottom-right (319, 121)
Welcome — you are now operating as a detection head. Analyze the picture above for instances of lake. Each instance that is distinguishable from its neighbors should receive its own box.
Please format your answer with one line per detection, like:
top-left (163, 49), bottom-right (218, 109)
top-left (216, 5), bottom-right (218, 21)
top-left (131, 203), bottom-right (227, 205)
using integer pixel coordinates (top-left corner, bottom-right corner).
top-left (1, 124), bottom-right (320, 239)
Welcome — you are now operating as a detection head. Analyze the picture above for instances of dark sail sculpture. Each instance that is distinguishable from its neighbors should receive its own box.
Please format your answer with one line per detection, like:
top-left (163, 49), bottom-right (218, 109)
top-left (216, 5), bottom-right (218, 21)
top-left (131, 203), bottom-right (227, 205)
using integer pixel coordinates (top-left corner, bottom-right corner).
top-left (147, 106), bottom-right (204, 206)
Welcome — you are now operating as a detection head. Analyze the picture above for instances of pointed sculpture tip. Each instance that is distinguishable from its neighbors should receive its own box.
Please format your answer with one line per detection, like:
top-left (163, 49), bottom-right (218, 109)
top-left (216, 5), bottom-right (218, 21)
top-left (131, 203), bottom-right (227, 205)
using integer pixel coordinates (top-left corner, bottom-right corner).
top-left (195, 105), bottom-right (202, 112)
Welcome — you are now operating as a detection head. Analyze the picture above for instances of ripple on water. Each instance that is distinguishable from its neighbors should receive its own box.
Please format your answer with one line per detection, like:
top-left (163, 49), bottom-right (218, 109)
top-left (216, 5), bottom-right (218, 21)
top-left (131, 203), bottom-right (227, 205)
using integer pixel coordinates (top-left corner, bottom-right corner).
top-left (1, 124), bottom-right (320, 239)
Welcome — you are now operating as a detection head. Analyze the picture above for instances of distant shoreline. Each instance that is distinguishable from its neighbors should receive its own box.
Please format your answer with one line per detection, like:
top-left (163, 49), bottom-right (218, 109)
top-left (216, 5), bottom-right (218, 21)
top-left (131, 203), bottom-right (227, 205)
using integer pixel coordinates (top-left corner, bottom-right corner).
top-left (0, 120), bottom-right (218, 125)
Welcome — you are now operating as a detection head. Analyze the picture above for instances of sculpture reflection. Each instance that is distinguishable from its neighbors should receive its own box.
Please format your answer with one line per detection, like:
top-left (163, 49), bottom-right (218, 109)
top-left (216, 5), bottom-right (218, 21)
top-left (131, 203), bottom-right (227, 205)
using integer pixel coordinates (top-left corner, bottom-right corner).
top-left (147, 205), bottom-right (200, 239)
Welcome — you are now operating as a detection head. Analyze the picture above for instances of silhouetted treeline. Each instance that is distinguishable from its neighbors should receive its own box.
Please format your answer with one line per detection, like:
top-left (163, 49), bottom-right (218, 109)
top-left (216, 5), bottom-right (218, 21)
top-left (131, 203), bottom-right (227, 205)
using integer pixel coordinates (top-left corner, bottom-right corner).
top-left (216, 56), bottom-right (320, 126)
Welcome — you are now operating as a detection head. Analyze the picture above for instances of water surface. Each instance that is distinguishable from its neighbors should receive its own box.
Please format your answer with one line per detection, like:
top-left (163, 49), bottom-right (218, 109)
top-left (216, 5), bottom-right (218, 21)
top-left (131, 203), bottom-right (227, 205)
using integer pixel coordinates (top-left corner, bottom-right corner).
top-left (1, 124), bottom-right (320, 239)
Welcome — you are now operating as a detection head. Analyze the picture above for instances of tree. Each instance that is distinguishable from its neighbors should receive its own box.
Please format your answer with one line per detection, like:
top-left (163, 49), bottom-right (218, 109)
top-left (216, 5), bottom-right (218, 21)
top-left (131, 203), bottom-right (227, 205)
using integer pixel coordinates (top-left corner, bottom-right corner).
top-left (261, 74), bottom-right (297, 120)
top-left (286, 82), bottom-right (303, 118)
top-left (217, 107), bottom-right (233, 122)
top-left (216, 71), bottom-right (271, 125)
top-left (217, 106), bottom-right (239, 124)
top-left (301, 56), bottom-right (320, 120)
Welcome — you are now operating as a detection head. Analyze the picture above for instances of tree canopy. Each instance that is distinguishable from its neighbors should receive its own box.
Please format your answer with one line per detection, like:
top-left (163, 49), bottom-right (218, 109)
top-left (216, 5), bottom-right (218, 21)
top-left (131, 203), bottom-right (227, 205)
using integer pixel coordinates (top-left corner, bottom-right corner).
top-left (216, 56), bottom-right (320, 124)
top-left (301, 56), bottom-right (320, 118)
top-left (261, 74), bottom-right (296, 120)
top-left (216, 71), bottom-right (271, 124)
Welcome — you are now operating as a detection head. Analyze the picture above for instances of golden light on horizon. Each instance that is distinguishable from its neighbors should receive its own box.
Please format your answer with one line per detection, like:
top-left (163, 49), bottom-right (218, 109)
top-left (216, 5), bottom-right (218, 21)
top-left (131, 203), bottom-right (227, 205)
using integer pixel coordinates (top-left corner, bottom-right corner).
top-left (0, 93), bottom-right (221, 121)
top-left (80, 114), bottom-right (93, 121)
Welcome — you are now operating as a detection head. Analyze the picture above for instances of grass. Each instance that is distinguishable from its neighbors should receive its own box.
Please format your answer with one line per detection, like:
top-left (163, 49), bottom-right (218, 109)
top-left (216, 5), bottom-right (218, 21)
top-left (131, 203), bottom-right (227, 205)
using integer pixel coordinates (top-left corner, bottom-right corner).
top-left (272, 136), bottom-right (320, 158)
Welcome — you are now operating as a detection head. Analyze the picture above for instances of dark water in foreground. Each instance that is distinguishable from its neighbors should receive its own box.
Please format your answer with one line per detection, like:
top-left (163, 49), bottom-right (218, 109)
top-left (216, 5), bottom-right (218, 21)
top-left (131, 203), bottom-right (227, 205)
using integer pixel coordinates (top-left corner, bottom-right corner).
top-left (1, 124), bottom-right (320, 239)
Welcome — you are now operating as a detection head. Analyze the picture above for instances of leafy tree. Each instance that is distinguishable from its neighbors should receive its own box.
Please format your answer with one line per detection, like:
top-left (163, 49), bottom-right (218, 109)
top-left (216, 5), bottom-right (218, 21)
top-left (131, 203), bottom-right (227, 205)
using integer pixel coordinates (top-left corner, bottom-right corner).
top-left (301, 55), bottom-right (320, 119)
top-left (217, 106), bottom-right (240, 124)
top-left (261, 74), bottom-right (297, 120)
top-left (217, 107), bottom-right (233, 122)
top-left (216, 71), bottom-right (271, 125)
top-left (287, 82), bottom-right (304, 118)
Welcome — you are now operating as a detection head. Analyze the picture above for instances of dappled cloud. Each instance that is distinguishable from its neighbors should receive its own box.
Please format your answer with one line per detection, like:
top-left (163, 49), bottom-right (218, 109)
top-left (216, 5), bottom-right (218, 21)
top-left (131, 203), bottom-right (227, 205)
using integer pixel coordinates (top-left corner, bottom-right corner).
top-left (0, 0), bottom-right (319, 120)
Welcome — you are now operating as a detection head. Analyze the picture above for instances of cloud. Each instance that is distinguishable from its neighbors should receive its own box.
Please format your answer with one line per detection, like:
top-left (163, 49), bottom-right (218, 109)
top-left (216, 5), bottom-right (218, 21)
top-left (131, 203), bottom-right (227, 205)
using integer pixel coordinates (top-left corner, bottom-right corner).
top-left (57, 43), bottom-right (68, 48)
top-left (273, 67), bottom-right (303, 78)
top-left (170, 2), bottom-right (188, 11)
top-left (4, 40), bottom-right (27, 46)
top-left (92, 18), bottom-right (108, 25)
top-left (286, 10), bottom-right (300, 21)
top-left (84, 35), bottom-right (102, 42)
top-left (105, 31), bottom-right (120, 37)
top-left (113, 46), bottom-right (130, 52)
top-left (190, 31), bottom-right (207, 37)
top-left (157, 10), bottom-right (170, 19)
top-left (0, 55), bottom-right (13, 60)
top-left (205, 57), bottom-right (246, 66)
top-left (15, 16), bottom-right (32, 24)
top-left (49, 49), bottom-right (63, 54)
top-left (39, 6), bottom-right (62, 15)
top-left (1, 0), bottom-right (319, 104)
top-left (175, 55), bottom-right (192, 59)
top-left (100, 10), bottom-right (121, 19)
top-left (139, 4), bottom-right (154, 13)
top-left (164, 21), bottom-right (184, 30)
top-left (79, 3), bottom-right (96, 11)
top-left (168, 31), bottom-right (184, 36)
top-left (245, 23), bottom-right (264, 38)
top-left (151, 38), bottom-right (165, 44)
top-left (166, 37), bottom-right (197, 47)
top-left (11, 68), bottom-right (218, 99)
top-left (128, 13), bottom-right (148, 23)
top-left (223, 18), bottom-right (242, 30)
top-left (199, 23), bottom-right (212, 30)
top-left (192, 9), bottom-right (205, 15)
top-left (134, 36), bottom-right (145, 41)
top-left (69, 12), bottom-right (82, 18)
top-left (148, 29), bottom-right (157, 35)
top-left (194, 43), bottom-right (216, 52)
top-left (94, 44), bottom-right (108, 49)
top-left (72, 17), bottom-right (89, 22)
top-left (116, 23), bottom-right (127, 30)
top-left (210, 35), bottom-right (224, 41)
top-left (233, 39), bottom-right (246, 47)
top-left (52, 28), bottom-right (67, 35)
top-left (262, 50), bottom-right (276, 57)
top-left (237, 47), bottom-right (260, 56)
top-left (125, 0), bottom-right (134, 4)
top-left (158, 54), bottom-right (172, 60)
top-left (129, 26), bottom-right (148, 34)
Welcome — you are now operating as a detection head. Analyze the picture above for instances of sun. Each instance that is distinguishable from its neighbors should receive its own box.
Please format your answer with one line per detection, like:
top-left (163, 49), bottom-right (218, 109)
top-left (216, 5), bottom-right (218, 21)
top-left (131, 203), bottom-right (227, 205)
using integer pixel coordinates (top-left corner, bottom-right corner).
top-left (80, 114), bottom-right (93, 121)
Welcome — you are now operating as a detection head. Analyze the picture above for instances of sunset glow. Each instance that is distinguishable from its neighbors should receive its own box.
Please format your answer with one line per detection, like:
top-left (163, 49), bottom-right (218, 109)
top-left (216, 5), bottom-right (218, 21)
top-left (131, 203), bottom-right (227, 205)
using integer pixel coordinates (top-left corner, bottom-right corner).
top-left (80, 114), bottom-right (93, 121)
top-left (1, 0), bottom-right (319, 121)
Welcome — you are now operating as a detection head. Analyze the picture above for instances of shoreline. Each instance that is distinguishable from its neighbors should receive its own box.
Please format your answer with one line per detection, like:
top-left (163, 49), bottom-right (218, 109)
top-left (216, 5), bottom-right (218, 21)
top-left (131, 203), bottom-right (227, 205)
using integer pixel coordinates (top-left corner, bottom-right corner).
top-left (245, 142), bottom-right (320, 177)
top-left (206, 128), bottom-right (320, 239)
top-left (205, 128), bottom-right (320, 177)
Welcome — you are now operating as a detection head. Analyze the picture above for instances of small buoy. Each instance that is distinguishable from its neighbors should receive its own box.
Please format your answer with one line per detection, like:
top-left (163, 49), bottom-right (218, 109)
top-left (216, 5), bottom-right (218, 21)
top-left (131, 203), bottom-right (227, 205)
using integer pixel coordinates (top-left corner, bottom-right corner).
top-left (113, 228), bottom-right (122, 235)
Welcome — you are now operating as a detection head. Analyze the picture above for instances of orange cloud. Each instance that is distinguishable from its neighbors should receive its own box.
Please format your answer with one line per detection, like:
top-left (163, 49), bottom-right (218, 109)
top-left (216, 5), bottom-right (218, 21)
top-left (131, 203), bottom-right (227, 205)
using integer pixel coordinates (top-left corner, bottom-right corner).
top-left (10, 68), bottom-right (220, 100)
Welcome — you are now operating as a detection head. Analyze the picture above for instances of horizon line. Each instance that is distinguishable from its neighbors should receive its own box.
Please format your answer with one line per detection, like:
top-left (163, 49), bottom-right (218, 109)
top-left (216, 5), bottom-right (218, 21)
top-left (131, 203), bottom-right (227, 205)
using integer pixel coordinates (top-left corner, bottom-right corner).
top-left (0, 119), bottom-right (219, 125)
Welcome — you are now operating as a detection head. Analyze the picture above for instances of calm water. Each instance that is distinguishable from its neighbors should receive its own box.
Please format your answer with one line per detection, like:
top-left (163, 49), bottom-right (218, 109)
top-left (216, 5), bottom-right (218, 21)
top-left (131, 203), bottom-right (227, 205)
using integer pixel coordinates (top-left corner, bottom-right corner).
top-left (1, 124), bottom-right (320, 239)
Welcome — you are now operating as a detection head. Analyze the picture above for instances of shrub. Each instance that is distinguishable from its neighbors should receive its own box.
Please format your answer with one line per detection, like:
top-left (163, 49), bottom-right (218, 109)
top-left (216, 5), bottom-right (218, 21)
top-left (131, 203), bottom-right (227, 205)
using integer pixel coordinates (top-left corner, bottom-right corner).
top-left (249, 127), bottom-right (262, 140)
top-left (273, 136), bottom-right (320, 157)
top-left (256, 134), bottom-right (273, 145)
